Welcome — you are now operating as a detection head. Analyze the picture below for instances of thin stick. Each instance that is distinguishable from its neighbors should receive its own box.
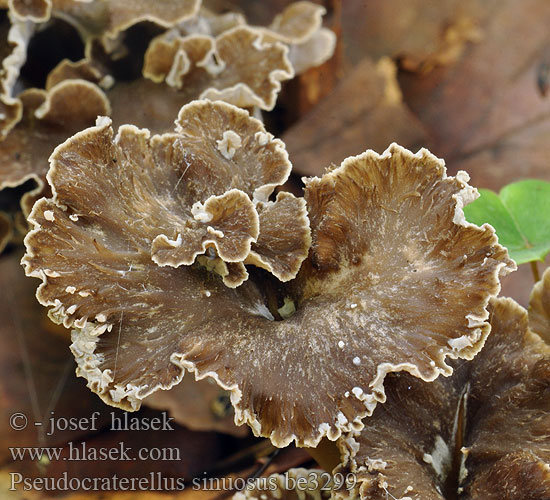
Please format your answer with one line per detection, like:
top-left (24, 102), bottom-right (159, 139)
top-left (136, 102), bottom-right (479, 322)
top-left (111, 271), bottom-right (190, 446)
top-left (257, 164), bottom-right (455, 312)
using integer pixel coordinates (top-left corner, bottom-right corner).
top-left (530, 261), bottom-right (541, 283)
top-left (249, 448), bottom-right (281, 480)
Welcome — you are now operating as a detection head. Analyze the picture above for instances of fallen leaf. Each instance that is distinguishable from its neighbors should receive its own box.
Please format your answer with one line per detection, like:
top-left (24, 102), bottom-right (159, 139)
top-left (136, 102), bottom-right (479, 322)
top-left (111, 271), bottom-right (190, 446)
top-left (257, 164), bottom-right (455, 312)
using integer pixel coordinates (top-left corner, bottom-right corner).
top-left (144, 377), bottom-right (249, 438)
top-left (341, 0), bottom-right (493, 71)
top-left (0, 248), bottom-right (112, 461)
top-left (399, 0), bottom-right (550, 188)
top-left (282, 57), bottom-right (427, 177)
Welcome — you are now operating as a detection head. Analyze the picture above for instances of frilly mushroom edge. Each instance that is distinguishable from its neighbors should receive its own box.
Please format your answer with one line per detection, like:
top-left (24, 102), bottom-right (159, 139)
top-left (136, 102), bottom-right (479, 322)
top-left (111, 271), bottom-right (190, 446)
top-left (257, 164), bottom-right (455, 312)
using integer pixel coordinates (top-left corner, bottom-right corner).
top-left (22, 104), bottom-right (514, 447)
top-left (334, 296), bottom-right (550, 500)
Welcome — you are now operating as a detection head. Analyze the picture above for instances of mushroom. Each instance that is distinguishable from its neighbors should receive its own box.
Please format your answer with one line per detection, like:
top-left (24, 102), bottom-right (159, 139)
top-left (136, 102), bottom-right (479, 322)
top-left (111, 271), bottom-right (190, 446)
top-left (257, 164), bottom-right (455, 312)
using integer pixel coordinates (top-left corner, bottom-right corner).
top-left (0, 16), bottom-right (296, 251)
top-left (0, 247), bottom-right (113, 460)
top-left (23, 98), bottom-right (309, 288)
top-left (23, 119), bottom-right (513, 447)
top-left (7, 0), bottom-right (52, 23)
top-left (7, 0), bottom-right (201, 38)
top-left (153, 1), bottom-right (336, 77)
top-left (45, 57), bottom-right (111, 90)
top-left (0, 8), bottom-right (34, 138)
top-left (265, 1), bottom-right (326, 45)
top-left (334, 296), bottom-right (550, 500)
top-left (529, 266), bottom-right (550, 344)
top-left (286, 27), bottom-right (336, 75)
top-left (0, 80), bottom-right (110, 212)
top-left (260, 1), bottom-right (336, 75)
top-left (176, 7), bottom-right (246, 38)
top-left (141, 26), bottom-right (294, 113)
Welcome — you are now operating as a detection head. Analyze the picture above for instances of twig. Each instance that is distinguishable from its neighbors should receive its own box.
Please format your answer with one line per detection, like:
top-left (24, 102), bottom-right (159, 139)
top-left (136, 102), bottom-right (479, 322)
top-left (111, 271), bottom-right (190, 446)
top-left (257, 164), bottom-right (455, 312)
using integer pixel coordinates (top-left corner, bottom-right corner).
top-left (530, 261), bottom-right (541, 283)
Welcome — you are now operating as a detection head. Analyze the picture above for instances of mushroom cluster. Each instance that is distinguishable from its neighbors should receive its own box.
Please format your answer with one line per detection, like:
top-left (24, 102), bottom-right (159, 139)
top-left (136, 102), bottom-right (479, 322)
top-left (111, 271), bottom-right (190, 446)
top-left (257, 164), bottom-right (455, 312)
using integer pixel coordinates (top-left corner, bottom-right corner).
top-left (2, 2), bottom-right (548, 498)
top-left (0, 0), bottom-right (335, 249)
top-left (22, 107), bottom-right (513, 447)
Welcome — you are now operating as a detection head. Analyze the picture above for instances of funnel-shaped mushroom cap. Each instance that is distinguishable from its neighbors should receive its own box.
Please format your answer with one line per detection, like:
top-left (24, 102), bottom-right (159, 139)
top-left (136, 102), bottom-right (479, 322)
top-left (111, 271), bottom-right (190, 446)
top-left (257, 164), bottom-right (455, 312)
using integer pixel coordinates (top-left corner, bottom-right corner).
top-left (177, 7), bottom-right (246, 38)
top-left (23, 141), bottom-right (512, 448)
top-left (529, 266), bottom-right (550, 344)
top-left (264, 1), bottom-right (325, 44)
top-left (287, 27), bottom-right (336, 75)
top-left (8, 0), bottom-right (51, 22)
top-left (0, 21), bottom-right (294, 206)
top-left (166, 1), bottom-right (335, 77)
top-left (99, 0), bottom-right (201, 36)
top-left (335, 297), bottom-right (550, 500)
top-left (261, 1), bottom-right (336, 75)
top-left (45, 58), bottom-right (106, 90)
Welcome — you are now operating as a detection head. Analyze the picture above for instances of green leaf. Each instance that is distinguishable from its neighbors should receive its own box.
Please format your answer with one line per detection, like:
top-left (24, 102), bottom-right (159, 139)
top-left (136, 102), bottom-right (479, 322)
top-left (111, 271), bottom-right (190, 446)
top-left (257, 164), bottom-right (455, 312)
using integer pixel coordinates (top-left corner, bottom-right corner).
top-left (463, 179), bottom-right (550, 265)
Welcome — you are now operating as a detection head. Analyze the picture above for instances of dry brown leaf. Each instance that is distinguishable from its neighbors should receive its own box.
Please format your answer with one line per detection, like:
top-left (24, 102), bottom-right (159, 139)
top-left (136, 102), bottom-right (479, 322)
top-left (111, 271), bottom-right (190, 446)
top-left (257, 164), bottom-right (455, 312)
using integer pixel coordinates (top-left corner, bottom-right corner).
top-left (144, 376), bottom-right (249, 437)
top-left (392, 1), bottom-right (550, 306)
top-left (0, 248), bottom-right (111, 461)
top-left (399, 0), bottom-right (550, 188)
top-left (283, 57), bottom-right (428, 177)
top-left (342, 0), bottom-right (493, 71)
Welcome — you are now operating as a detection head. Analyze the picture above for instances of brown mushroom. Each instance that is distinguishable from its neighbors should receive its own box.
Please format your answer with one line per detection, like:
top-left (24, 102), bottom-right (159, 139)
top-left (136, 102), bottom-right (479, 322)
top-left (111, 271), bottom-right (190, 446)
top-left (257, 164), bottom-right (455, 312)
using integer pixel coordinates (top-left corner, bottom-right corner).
top-left (0, 9), bottom-right (34, 137)
top-left (0, 80), bottom-right (109, 207)
top-left (175, 1), bottom-right (324, 47)
top-left (0, 247), bottom-right (112, 462)
top-left (23, 132), bottom-right (512, 447)
top-left (286, 27), bottom-right (336, 75)
top-left (177, 7), bottom-right (246, 38)
top-left (247, 192), bottom-right (311, 282)
top-left (335, 296), bottom-right (550, 500)
top-left (529, 266), bottom-right (550, 344)
top-left (156, 1), bottom-right (336, 77)
top-left (23, 99), bottom-right (307, 288)
top-left (45, 57), bottom-right (110, 90)
top-left (8, 0), bottom-right (51, 22)
top-left (0, 21), bottom-right (295, 246)
top-left (14, 0), bottom-right (202, 39)
top-left (97, 0), bottom-right (201, 38)
top-left (261, 1), bottom-right (335, 75)
top-left (141, 26), bottom-right (294, 114)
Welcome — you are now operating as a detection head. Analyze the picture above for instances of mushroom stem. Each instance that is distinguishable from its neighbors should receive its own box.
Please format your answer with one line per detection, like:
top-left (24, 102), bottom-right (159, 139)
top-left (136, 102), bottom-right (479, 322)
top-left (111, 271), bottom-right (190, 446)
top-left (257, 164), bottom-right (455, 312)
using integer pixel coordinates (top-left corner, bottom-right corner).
top-left (304, 438), bottom-right (341, 472)
top-left (530, 261), bottom-right (541, 283)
